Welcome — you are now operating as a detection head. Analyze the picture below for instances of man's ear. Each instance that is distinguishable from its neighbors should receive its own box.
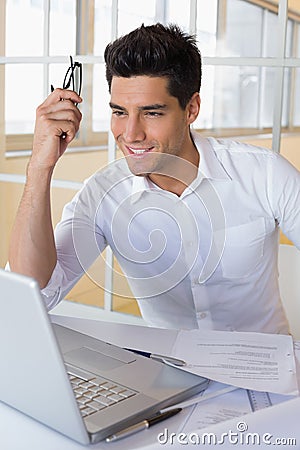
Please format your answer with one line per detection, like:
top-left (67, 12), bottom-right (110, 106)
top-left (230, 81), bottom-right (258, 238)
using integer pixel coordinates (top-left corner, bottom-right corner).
top-left (186, 92), bottom-right (201, 125)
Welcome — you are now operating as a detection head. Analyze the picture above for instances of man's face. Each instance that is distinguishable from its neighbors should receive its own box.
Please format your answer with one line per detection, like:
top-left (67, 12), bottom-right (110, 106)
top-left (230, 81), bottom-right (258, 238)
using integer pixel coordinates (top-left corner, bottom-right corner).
top-left (109, 76), bottom-right (200, 178)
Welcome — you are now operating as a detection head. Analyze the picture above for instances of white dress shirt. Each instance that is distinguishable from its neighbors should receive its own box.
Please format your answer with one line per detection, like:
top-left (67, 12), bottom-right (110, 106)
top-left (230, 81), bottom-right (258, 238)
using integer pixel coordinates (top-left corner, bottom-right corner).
top-left (42, 132), bottom-right (300, 333)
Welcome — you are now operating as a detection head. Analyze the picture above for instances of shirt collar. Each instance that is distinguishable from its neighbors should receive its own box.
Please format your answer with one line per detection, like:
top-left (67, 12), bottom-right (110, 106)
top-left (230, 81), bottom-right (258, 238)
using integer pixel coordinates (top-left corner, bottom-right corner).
top-left (130, 132), bottom-right (231, 203)
top-left (191, 132), bottom-right (231, 181)
top-left (131, 175), bottom-right (156, 204)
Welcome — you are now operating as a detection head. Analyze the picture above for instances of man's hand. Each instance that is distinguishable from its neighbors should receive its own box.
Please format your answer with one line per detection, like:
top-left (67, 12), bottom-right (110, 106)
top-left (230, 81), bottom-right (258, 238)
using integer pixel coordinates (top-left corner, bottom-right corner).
top-left (31, 88), bottom-right (82, 170)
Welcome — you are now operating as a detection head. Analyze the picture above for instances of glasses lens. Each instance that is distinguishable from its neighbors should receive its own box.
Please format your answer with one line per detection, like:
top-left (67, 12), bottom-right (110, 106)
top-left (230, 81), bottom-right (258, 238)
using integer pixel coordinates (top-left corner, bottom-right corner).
top-left (74, 63), bottom-right (82, 96)
top-left (63, 59), bottom-right (82, 96)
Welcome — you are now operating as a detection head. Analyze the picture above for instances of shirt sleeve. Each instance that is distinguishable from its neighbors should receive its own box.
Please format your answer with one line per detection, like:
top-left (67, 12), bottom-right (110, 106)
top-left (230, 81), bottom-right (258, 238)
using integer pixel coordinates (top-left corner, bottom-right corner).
top-left (42, 176), bottom-right (107, 310)
top-left (269, 152), bottom-right (300, 249)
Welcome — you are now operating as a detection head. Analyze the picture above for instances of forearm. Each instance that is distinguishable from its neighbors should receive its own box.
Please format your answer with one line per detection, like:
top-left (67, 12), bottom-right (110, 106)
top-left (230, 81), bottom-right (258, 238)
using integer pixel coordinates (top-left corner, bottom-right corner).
top-left (8, 164), bottom-right (57, 288)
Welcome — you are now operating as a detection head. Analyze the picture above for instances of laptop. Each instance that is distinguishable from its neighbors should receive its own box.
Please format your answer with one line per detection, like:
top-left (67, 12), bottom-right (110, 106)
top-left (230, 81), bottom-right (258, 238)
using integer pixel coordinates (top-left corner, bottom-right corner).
top-left (0, 269), bottom-right (209, 444)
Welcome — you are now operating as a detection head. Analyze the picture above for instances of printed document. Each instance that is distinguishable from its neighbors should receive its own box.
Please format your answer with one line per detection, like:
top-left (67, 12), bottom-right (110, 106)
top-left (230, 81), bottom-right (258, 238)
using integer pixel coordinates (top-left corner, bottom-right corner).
top-left (171, 329), bottom-right (298, 395)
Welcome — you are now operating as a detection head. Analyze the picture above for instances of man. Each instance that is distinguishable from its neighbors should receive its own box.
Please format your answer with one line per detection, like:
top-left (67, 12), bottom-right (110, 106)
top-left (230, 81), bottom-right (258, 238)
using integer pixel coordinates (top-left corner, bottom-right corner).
top-left (8, 24), bottom-right (300, 333)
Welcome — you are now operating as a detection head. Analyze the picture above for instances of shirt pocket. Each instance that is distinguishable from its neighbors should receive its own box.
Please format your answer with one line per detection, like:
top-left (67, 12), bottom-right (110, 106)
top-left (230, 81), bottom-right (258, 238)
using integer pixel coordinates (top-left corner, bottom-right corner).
top-left (220, 218), bottom-right (266, 279)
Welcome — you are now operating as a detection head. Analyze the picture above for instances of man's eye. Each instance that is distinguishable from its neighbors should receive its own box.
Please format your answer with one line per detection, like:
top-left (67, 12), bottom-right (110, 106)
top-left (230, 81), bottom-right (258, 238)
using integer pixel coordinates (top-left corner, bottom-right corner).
top-left (145, 111), bottom-right (163, 117)
top-left (112, 110), bottom-right (125, 116)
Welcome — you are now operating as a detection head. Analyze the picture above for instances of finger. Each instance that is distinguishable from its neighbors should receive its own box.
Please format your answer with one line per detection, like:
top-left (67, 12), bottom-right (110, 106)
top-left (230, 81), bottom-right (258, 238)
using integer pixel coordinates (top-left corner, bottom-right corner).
top-left (36, 100), bottom-right (82, 133)
top-left (39, 105), bottom-right (82, 123)
top-left (47, 120), bottom-right (79, 143)
top-left (43, 88), bottom-right (82, 107)
top-left (39, 116), bottom-right (79, 134)
top-left (36, 112), bottom-right (80, 143)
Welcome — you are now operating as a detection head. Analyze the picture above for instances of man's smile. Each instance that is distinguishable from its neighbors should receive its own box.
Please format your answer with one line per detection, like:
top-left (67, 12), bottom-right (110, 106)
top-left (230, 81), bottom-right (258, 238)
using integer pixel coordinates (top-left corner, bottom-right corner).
top-left (126, 145), bottom-right (155, 155)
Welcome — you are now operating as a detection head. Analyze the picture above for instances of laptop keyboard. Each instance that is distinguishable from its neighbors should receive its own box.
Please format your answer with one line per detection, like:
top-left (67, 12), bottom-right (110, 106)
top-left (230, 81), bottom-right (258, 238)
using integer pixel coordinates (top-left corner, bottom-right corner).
top-left (68, 371), bottom-right (137, 418)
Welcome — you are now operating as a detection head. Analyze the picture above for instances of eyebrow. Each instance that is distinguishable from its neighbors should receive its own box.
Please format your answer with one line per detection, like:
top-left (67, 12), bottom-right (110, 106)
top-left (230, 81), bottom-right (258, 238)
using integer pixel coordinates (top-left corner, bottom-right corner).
top-left (109, 102), bottom-right (167, 111)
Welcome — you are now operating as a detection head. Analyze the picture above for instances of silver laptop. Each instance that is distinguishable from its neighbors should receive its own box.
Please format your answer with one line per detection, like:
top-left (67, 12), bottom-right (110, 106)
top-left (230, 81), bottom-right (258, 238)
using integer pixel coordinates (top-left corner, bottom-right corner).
top-left (0, 269), bottom-right (208, 444)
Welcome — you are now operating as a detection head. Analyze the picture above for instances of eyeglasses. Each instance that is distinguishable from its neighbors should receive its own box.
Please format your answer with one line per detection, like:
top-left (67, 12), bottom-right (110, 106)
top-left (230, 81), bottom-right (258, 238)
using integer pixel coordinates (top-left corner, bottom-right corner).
top-left (51, 55), bottom-right (82, 98)
top-left (63, 55), bottom-right (82, 97)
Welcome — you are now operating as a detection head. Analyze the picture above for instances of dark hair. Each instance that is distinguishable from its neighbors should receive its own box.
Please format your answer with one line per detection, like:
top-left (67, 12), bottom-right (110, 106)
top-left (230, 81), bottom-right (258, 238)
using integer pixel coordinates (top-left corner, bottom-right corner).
top-left (104, 23), bottom-right (201, 109)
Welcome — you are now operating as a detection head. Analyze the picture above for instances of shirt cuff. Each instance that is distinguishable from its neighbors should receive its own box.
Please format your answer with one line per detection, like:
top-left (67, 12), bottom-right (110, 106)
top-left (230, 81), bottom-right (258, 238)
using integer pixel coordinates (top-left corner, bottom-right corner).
top-left (40, 261), bottom-right (65, 310)
top-left (5, 261), bottom-right (63, 311)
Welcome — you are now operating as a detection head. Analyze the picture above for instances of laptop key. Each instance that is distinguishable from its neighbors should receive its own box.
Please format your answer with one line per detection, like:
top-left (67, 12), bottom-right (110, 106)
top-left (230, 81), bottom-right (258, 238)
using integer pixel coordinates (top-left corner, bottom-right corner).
top-left (101, 382), bottom-right (116, 390)
top-left (89, 385), bottom-right (105, 394)
top-left (93, 395), bottom-right (115, 406)
top-left (81, 406), bottom-right (97, 416)
top-left (71, 378), bottom-right (85, 386)
top-left (83, 391), bottom-right (97, 400)
top-left (77, 396), bottom-right (91, 405)
top-left (108, 393), bottom-right (125, 402)
top-left (66, 368), bottom-right (94, 382)
top-left (111, 386), bottom-right (126, 394)
top-left (80, 381), bottom-right (95, 390)
top-left (87, 400), bottom-right (106, 411)
top-left (96, 389), bottom-right (112, 398)
top-left (89, 377), bottom-right (109, 386)
top-left (74, 387), bottom-right (88, 395)
top-left (120, 389), bottom-right (136, 398)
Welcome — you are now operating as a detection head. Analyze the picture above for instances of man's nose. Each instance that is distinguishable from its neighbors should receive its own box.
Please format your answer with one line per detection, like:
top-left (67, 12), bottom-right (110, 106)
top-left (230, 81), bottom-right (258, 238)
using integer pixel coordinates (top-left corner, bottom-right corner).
top-left (123, 116), bottom-right (146, 142)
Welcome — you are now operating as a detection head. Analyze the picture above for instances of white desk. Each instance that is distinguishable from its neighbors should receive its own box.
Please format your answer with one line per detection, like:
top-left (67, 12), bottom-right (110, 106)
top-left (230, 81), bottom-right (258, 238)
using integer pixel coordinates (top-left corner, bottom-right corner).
top-left (1, 314), bottom-right (300, 450)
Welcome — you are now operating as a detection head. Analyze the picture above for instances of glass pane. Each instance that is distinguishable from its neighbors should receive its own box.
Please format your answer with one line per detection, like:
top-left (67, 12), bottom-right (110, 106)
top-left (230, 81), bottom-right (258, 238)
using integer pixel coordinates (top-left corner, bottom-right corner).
top-left (285, 19), bottom-right (293, 58)
top-left (282, 68), bottom-right (291, 128)
top-left (224, 0), bottom-right (263, 57)
top-left (260, 67), bottom-right (289, 128)
top-left (5, 64), bottom-right (43, 134)
top-left (49, 0), bottom-right (76, 56)
top-left (293, 24), bottom-right (300, 125)
top-left (118, 0), bottom-right (156, 36)
top-left (5, 0), bottom-right (44, 56)
top-left (260, 68), bottom-right (274, 128)
top-left (195, 65), bottom-right (260, 130)
top-left (49, 61), bottom-right (71, 91)
top-left (165, 0), bottom-right (190, 31)
top-left (196, 0), bottom-right (218, 57)
top-left (194, 65), bottom-right (215, 129)
top-left (196, 65), bottom-right (290, 130)
top-left (94, 0), bottom-right (112, 56)
top-left (294, 69), bottom-right (300, 126)
top-left (92, 64), bottom-right (110, 132)
top-left (264, 10), bottom-right (279, 57)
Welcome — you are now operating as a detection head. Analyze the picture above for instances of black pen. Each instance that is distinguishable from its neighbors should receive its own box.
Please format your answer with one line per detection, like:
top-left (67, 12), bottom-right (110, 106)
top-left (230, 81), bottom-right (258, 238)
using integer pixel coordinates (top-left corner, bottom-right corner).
top-left (105, 407), bottom-right (182, 443)
top-left (125, 348), bottom-right (186, 367)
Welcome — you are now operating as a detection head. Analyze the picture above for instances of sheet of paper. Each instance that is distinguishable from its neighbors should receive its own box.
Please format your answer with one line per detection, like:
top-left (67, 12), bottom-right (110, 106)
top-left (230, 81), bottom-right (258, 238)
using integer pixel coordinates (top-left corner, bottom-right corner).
top-left (179, 386), bottom-right (251, 434)
top-left (178, 381), bottom-right (295, 435)
top-left (171, 329), bottom-right (298, 395)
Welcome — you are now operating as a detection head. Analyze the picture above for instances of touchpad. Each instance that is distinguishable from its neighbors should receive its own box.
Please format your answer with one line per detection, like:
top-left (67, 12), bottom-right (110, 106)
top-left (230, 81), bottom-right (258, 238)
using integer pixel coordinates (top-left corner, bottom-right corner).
top-left (64, 347), bottom-right (126, 371)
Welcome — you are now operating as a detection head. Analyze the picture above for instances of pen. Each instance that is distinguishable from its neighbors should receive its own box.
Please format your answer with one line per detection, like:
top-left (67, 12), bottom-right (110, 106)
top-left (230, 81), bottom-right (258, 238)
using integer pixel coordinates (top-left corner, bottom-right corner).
top-left (125, 348), bottom-right (186, 367)
top-left (105, 407), bottom-right (182, 443)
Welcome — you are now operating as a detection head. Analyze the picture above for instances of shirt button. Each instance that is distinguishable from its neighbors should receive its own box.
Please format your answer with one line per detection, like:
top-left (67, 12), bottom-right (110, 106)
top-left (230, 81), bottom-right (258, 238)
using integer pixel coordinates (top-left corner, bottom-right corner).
top-left (198, 312), bottom-right (207, 319)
